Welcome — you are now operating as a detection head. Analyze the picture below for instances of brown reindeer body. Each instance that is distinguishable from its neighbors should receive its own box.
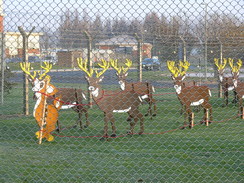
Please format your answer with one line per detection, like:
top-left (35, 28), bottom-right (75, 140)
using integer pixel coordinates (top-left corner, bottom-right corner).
top-left (233, 82), bottom-right (244, 99)
top-left (175, 84), bottom-right (213, 127)
top-left (117, 74), bottom-right (157, 118)
top-left (230, 58), bottom-right (243, 115)
top-left (215, 58), bottom-right (240, 106)
top-left (110, 59), bottom-right (157, 118)
top-left (233, 81), bottom-right (244, 114)
top-left (171, 75), bottom-right (197, 114)
top-left (167, 60), bottom-right (212, 127)
top-left (77, 58), bottom-right (144, 139)
top-left (86, 76), bottom-right (144, 138)
top-left (54, 88), bottom-right (90, 129)
top-left (218, 71), bottom-right (237, 106)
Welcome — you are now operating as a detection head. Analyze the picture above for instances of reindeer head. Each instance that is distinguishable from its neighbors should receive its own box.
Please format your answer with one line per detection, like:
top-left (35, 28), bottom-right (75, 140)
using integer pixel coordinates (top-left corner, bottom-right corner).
top-left (229, 58), bottom-right (242, 87)
top-left (110, 59), bottom-right (132, 90)
top-left (20, 62), bottom-right (56, 96)
top-left (77, 58), bottom-right (109, 97)
top-left (214, 58), bottom-right (228, 82)
top-left (167, 60), bottom-right (190, 94)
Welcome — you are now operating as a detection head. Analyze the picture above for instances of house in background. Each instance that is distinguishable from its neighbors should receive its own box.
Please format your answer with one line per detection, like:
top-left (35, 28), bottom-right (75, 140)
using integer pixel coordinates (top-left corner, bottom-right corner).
top-left (96, 35), bottom-right (152, 58)
top-left (4, 32), bottom-right (43, 58)
top-left (0, 0), bottom-right (42, 60)
top-left (57, 49), bottom-right (113, 67)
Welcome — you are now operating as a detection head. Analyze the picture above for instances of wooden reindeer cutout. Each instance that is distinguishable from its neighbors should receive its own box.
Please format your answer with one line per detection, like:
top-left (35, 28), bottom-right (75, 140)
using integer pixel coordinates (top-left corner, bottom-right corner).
top-left (110, 59), bottom-right (157, 118)
top-left (20, 62), bottom-right (60, 143)
top-left (27, 65), bottom-right (89, 130)
top-left (229, 58), bottom-right (242, 85)
top-left (55, 88), bottom-right (90, 130)
top-left (167, 61), bottom-right (212, 127)
top-left (167, 60), bottom-right (198, 114)
top-left (229, 59), bottom-right (243, 116)
top-left (77, 58), bottom-right (144, 139)
top-left (214, 58), bottom-right (238, 106)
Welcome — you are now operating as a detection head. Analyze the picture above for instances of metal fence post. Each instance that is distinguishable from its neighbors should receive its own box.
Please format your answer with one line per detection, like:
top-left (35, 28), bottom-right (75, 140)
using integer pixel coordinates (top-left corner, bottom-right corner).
top-left (18, 26), bottom-right (35, 116)
top-left (134, 33), bottom-right (142, 82)
top-left (0, 32), bottom-right (4, 105)
top-left (180, 36), bottom-right (186, 62)
top-left (84, 31), bottom-right (93, 108)
top-left (217, 37), bottom-right (223, 98)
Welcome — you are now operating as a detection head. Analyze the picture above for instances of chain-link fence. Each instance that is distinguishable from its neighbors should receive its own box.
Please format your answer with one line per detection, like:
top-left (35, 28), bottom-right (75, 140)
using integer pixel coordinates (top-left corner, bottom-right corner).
top-left (0, 0), bottom-right (243, 182)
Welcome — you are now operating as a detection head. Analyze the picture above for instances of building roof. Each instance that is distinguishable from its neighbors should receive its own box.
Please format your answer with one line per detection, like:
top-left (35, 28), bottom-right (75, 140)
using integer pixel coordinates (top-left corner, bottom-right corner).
top-left (96, 35), bottom-right (151, 46)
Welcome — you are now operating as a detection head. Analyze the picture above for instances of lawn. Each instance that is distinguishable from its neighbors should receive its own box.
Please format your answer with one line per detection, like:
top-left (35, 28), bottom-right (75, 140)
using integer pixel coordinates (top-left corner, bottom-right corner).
top-left (0, 81), bottom-right (243, 182)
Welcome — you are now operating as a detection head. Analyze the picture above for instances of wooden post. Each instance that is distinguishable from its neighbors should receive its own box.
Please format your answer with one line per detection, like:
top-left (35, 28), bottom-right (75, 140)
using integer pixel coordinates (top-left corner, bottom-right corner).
top-left (206, 109), bottom-right (209, 126)
top-left (38, 78), bottom-right (50, 144)
top-left (18, 26), bottom-right (35, 116)
top-left (190, 112), bottom-right (194, 128)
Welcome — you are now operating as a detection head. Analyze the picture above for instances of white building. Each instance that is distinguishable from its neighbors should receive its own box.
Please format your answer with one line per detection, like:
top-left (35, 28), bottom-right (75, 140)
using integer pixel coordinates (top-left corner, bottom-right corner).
top-left (5, 32), bottom-right (43, 58)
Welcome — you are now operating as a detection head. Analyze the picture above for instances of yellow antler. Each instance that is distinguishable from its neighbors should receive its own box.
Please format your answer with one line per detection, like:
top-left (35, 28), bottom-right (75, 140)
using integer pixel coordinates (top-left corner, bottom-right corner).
top-left (179, 60), bottom-right (190, 76)
top-left (229, 58), bottom-right (242, 73)
top-left (214, 58), bottom-right (227, 71)
top-left (95, 59), bottom-right (110, 78)
top-left (122, 59), bottom-right (132, 74)
top-left (77, 58), bottom-right (94, 77)
top-left (20, 62), bottom-right (37, 80)
top-left (39, 61), bottom-right (52, 79)
top-left (110, 59), bottom-right (122, 74)
top-left (167, 61), bottom-right (180, 77)
top-left (236, 59), bottom-right (242, 71)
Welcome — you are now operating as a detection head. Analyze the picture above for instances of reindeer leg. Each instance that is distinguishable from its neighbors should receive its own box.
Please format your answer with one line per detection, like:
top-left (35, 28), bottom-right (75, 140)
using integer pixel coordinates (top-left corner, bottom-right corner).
top-left (144, 98), bottom-right (150, 117)
top-left (137, 111), bottom-right (144, 135)
top-left (101, 112), bottom-right (110, 141)
top-left (209, 105), bottom-right (213, 123)
top-left (232, 90), bottom-right (238, 104)
top-left (148, 98), bottom-right (153, 119)
top-left (56, 119), bottom-right (61, 133)
top-left (84, 108), bottom-right (90, 128)
top-left (224, 89), bottom-right (228, 106)
top-left (239, 99), bottom-right (242, 117)
top-left (126, 115), bottom-right (132, 121)
top-left (109, 114), bottom-right (116, 137)
top-left (127, 111), bottom-right (136, 135)
top-left (185, 106), bottom-right (192, 128)
top-left (78, 110), bottom-right (83, 129)
top-left (182, 105), bottom-right (188, 128)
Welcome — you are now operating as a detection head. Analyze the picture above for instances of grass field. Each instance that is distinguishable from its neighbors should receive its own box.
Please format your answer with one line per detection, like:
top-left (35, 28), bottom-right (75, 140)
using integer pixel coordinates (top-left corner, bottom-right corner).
top-left (0, 82), bottom-right (243, 182)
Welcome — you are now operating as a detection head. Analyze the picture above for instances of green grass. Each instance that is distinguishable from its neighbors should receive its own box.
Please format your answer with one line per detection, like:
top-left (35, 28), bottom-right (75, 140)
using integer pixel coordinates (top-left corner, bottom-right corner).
top-left (0, 83), bottom-right (243, 182)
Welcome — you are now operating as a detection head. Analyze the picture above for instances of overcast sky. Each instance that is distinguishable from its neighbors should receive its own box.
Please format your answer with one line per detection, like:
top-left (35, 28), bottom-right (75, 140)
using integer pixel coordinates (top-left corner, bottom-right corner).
top-left (3, 0), bottom-right (244, 32)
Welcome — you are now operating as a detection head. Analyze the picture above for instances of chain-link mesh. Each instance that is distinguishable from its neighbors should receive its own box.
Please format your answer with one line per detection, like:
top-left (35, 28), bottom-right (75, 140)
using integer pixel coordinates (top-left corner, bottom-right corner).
top-left (0, 0), bottom-right (243, 182)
